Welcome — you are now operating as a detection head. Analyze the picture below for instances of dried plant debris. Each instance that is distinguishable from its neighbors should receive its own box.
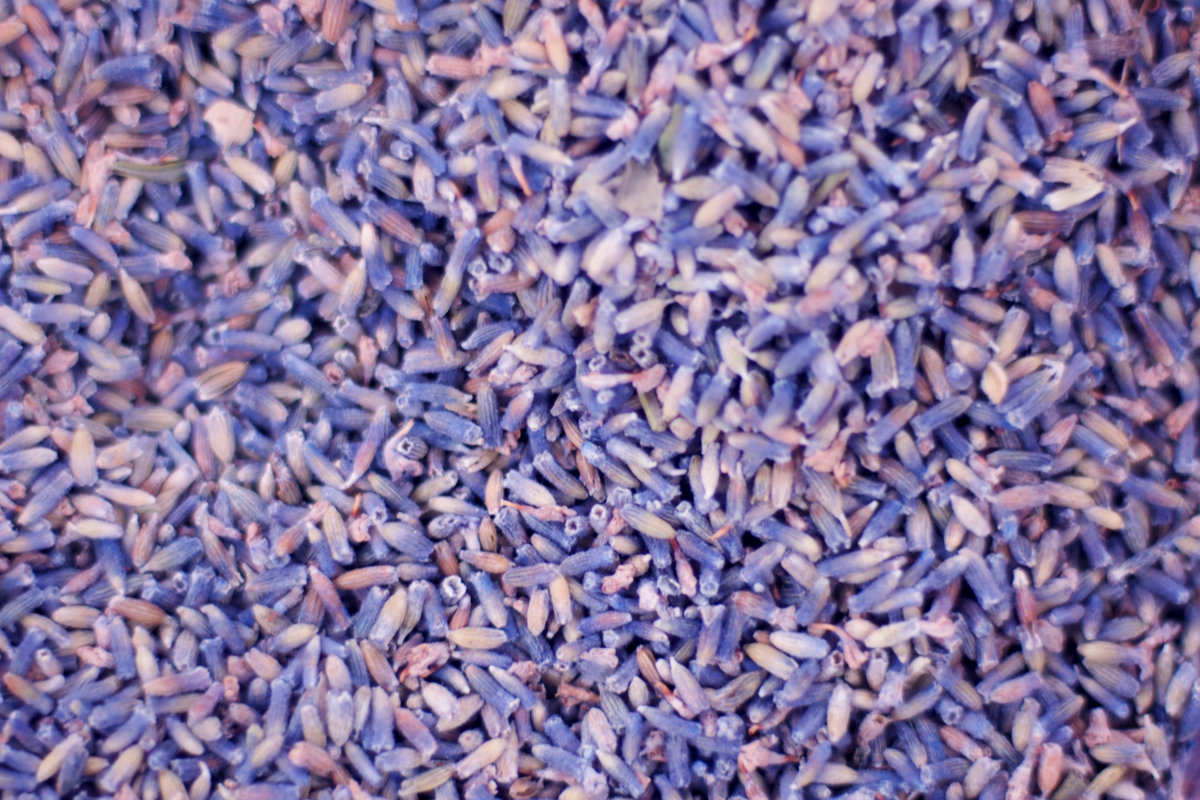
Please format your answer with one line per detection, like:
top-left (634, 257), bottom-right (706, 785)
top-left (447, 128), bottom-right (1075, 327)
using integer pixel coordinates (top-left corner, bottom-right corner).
top-left (3, 0), bottom-right (1200, 799)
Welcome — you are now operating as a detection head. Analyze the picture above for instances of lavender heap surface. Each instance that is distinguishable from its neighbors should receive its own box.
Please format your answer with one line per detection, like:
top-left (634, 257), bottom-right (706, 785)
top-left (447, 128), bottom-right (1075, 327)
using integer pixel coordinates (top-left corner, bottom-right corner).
top-left (2, 1), bottom-right (1200, 799)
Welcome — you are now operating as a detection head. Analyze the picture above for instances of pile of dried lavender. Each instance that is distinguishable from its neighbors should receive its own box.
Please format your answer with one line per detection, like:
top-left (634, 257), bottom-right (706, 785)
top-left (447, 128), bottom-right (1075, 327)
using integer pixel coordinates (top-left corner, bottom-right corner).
top-left (2, 0), bottom-right (1200, 798)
